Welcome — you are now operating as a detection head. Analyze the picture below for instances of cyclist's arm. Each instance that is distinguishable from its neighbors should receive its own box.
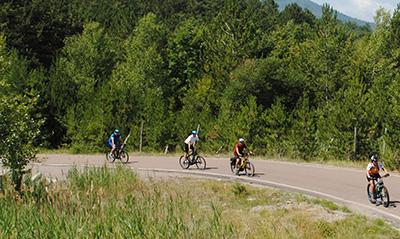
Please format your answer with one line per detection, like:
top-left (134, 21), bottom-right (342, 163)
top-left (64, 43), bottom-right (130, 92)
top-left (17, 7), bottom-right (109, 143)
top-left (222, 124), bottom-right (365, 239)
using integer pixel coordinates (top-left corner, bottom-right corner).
top-left (188, 141), bottom-right (194, 152)
top-left (382, 166), bottom-right (389, 175)
top-left (378, 162), bottom-right (389, 174)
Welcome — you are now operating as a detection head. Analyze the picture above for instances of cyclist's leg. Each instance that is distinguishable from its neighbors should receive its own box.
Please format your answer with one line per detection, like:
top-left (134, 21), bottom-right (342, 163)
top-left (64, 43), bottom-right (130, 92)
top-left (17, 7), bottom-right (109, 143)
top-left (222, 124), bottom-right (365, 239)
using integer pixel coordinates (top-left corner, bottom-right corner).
top-left (234, 155), bottom-right (240, 169)
top-left (369, 179), bottom-right (375, 197)
top-left (109, 142), bottom-right (115, 156)
top-left (369, 173), bottom-right (380, 198)
top-left (189, 144), bottom-right (195, 161)
top-left (184, 143), bottom-right (189, 161)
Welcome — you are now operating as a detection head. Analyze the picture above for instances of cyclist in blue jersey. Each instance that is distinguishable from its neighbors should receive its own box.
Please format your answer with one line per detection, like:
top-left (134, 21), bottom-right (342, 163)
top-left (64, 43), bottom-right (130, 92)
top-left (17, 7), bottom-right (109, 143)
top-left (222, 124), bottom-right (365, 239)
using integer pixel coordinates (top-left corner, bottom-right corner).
top-left (108, 129), bottom-right (122, 158)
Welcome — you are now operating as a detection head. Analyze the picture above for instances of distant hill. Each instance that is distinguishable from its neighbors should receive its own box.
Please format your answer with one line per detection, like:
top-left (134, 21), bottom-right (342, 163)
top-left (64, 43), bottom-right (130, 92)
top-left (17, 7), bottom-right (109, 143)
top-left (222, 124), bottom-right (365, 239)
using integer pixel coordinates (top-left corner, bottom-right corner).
top-left (275, 0), bottom-right (374, 28)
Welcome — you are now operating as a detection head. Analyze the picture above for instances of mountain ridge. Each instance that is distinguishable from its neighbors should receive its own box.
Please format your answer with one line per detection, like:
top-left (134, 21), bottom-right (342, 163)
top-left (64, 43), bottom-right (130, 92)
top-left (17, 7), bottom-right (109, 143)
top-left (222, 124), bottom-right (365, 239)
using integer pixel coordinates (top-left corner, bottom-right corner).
top-left (276, 0), bottom-right (374, 27)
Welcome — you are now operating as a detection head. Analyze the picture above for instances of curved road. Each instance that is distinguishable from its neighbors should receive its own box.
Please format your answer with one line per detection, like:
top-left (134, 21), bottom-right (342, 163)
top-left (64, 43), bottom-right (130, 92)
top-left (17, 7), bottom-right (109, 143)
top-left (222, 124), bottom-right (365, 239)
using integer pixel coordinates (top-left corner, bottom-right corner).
top-left (32, 154), bottom-right (400, 227)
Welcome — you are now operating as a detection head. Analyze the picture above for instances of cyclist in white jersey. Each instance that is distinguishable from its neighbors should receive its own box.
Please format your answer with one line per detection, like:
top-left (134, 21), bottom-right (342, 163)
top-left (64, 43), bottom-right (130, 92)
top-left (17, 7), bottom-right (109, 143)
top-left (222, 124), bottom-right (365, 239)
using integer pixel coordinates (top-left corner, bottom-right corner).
top-left (184, 130), bottom-right (202, 161)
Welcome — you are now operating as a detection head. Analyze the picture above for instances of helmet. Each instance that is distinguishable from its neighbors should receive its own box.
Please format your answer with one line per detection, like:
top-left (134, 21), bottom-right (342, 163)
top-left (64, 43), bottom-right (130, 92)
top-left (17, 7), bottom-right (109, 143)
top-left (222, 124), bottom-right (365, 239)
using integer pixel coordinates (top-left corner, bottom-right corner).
top-left (115, 129), bottom-right (119, 133)
top-left (192, 130), bottom-right (197, 135)
top-left (239, 138), bottom-right (245, 143)
top-left (371, 155), bottom-right (378, 162)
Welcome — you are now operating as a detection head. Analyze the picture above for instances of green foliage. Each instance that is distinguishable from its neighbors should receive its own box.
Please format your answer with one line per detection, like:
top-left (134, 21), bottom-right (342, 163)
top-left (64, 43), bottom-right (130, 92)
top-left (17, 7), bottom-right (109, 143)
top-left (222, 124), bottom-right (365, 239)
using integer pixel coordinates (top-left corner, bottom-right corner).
top-left (166, 19), bottom-right (204, 111)
top-left (289, 94), bottom-right (317, 160)
top-left (279, 3), bottom-right (316, 26)
top-left (0, 36), bottom-right (43, 190)
top-left (260, 99), bottom-right (289, 156)
top-left (4, 0), bottom-right (400, 164)
top-left (0, 0), bottom-right (79, 68)
top-left (110, 13), bottom-right (170, 151)
top-left (0, 95), bottom-right (43, 190)
top-left (54, 22), bottom-right (117, 152)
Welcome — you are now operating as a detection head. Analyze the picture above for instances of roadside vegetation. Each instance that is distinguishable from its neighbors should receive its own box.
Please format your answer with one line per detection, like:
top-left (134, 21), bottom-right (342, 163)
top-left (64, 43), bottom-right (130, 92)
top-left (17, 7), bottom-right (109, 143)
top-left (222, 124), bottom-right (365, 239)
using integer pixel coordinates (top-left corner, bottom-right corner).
top-left (3, 0), bottom-right (400, 168)
top-left (0, 165), bottom-right (397, 238)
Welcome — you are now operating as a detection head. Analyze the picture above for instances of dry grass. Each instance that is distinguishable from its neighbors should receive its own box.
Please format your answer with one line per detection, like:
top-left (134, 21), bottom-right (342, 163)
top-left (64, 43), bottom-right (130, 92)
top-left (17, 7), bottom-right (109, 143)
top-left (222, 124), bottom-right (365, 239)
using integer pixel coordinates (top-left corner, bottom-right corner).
top-left (0, 165), bottom-right (397, 238)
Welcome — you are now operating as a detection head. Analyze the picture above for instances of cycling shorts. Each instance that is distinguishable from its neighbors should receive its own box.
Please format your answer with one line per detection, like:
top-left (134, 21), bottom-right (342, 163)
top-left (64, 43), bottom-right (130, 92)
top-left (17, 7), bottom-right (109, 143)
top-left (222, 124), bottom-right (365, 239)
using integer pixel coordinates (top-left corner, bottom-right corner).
top-left (184, 143), bottom-right (194, 153)
top-left (230, 155), bottom-right (240, 165)
top-left (367, 173), bottom-right (381, 181)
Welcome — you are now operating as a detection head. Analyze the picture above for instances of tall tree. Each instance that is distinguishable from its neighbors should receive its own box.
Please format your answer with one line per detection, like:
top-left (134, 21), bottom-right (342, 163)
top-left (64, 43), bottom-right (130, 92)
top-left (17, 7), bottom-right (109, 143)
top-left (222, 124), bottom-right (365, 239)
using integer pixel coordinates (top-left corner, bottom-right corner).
top-left (166, 19), bottom-right (204, 111)
top-left (0, 0), bottom-right (79, 68)
top-left (279, 3), bottom-right (316, 27)
top-left (0, 36), bottom-right (43, 190)
top-left (51, 22), bottom-right (117, 152)
top-left (111, 13), bottom-right (169, 151)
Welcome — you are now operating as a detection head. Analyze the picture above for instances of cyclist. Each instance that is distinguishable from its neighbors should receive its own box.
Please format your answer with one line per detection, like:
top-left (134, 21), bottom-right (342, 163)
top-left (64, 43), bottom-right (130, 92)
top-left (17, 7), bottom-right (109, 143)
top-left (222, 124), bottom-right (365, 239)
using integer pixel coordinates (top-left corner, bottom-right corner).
top-left (184, 130), bottom-right (202, 162)
top-left (108, 129), bottom-right (122, 158)
top-left (366, 155), bottom-right (389, 202)
top-left (232, 138), bottom-right (253, 174)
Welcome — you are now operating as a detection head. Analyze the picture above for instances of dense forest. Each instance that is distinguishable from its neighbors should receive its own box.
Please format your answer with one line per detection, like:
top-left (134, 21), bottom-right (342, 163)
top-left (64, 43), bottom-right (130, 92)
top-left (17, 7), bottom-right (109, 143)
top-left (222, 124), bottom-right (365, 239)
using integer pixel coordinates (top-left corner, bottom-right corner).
top-left (1, 0), bottom-right (400, 167)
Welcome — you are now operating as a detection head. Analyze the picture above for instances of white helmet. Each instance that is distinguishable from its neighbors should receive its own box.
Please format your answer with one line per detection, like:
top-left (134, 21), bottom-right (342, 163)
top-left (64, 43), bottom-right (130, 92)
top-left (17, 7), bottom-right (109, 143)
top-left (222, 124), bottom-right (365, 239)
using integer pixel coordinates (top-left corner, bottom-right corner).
top-left (371, 155), bottom-right (378, 162)
top-left (239, 138), bottom-right (245, 143)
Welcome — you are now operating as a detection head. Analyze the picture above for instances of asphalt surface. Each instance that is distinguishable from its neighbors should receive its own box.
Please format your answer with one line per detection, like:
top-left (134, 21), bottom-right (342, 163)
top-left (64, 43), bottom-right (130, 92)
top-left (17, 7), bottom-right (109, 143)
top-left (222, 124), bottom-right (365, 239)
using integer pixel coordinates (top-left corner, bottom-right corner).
top-left (30, 153), bottom-right (400, 227)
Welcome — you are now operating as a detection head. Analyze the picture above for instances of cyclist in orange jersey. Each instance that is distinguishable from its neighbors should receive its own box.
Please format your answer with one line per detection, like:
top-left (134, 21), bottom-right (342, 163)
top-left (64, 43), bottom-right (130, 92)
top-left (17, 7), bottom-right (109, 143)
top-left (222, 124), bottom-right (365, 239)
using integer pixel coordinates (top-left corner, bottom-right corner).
top-left (366, 155), bottom-right (389, 201)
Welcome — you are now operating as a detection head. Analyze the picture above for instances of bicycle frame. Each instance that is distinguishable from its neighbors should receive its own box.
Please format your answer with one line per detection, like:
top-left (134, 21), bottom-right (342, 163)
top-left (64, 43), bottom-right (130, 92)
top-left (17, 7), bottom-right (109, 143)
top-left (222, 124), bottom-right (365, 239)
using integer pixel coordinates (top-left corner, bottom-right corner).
top-left (187, 148), bottom-right (199, 163)
top-left (237, 153), bottom-right (251, 170)
top-left (106, 133), bottom-right (130, 164)
top-left (230, 153), bottom-right (255, 177)
top-left (116, 134), bottom-right (130, 156)
top-left (367, 174), bottom-right (390, 207)
top-left (179, 148), bottom-right (206, 170)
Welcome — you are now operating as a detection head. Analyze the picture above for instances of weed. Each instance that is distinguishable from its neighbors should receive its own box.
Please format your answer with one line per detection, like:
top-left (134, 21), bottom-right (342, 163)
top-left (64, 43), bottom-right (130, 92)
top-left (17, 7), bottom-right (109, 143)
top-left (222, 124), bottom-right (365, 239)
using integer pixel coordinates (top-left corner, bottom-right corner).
top-left (231, 182), bottom-right (249, 197)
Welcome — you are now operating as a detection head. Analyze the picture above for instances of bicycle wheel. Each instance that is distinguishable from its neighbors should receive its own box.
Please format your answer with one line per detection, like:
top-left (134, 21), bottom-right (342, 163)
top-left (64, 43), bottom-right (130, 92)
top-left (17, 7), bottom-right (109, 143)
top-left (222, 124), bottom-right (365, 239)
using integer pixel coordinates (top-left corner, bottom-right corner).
top-left (119, 150), bottom-right (129, 164)
top-left (366, 184), bottom-right (376, 204)
top-left (195, 156), bottom-right (206, 170)
top-left (106, 151), bottom-right (115, 163)
top-left (380, 186), bottom-right (390, 207)
top-left (179, 155), bottom-right (190, 169)
top-left (230, 162), bottom-right (237, 175)
top-left (244, 161), bottom-right (255, 177)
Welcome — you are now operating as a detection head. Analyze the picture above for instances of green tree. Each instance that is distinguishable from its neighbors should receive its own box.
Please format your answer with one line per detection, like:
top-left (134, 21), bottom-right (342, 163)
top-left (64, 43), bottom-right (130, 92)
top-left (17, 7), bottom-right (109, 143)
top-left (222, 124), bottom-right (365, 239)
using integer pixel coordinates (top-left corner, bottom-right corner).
top-left (166, 19), bottom-right (204, 111)
top-left (316, 75), bottom-right (370, 160)
top-left (288, 93), bottom-right (317, 160)
top-left (0, 36), bottom-right (43, 190)
top-left (260, 99), bottom-right (290, 156)
top-left (111, 13), bottom-right (169, 151)
top-left (52, 22), bottom-right (117, 152)
top-left (279, 3), bottom-right (316, 26)
top-left (0, 0), bottom-right (79, 68)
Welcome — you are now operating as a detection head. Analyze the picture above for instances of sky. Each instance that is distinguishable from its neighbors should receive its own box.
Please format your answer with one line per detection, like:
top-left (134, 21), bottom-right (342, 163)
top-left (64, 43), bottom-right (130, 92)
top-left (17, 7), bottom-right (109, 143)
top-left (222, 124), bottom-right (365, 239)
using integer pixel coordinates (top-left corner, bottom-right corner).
top-left (311, 0), bottom-right (398, 22)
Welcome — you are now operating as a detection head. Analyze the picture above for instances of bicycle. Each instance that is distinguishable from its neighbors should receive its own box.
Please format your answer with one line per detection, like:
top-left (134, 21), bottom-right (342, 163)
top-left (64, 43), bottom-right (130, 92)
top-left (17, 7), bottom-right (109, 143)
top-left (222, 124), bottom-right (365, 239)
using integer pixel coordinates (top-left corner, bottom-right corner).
top-left (106, 134), bottom-right (130, 164)
top-left (230, 153), bottom-right (255, 177)
top-left (367, 174), bottom-right (390, 207)
top-left (179, 148), bottom-right (206, 170)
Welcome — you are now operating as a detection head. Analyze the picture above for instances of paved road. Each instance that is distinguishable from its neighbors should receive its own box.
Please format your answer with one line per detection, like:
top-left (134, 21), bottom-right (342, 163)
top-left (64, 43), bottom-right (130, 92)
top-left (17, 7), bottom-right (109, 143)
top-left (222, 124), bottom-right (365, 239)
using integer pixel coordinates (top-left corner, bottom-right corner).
top-left (32, 154), bottom-right (400, 226)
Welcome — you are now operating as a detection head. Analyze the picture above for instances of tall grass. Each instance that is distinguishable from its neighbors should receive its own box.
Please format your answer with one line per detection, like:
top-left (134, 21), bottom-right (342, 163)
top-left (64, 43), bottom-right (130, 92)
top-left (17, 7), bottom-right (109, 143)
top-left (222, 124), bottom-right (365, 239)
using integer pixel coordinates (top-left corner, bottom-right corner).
top-left (0, 165), bottom-right (398, 238)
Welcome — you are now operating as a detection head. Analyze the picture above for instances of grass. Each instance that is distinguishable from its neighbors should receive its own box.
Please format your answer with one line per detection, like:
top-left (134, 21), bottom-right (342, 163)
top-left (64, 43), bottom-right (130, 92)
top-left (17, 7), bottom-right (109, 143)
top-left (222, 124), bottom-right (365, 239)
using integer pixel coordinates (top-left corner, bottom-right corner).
top-left (0, 165), bottom-right (398, 238)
